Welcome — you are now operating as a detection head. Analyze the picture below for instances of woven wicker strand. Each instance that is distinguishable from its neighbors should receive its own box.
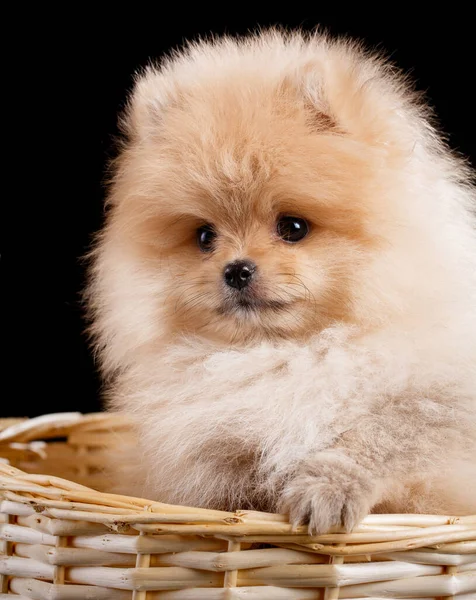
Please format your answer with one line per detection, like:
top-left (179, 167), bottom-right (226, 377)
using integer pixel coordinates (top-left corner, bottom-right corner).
top-left (0, 413), bottom-right (475, 599)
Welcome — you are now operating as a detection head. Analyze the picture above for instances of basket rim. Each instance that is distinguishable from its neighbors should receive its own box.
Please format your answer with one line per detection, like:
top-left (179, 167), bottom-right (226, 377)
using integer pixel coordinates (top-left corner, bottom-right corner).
top-left (1, 412), bottom-right (475, 555)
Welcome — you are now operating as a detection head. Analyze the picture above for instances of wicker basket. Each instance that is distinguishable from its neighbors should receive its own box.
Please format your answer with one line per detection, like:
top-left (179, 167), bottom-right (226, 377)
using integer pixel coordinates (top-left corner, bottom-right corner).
top-left (0, 413), bottom-right (475, 599)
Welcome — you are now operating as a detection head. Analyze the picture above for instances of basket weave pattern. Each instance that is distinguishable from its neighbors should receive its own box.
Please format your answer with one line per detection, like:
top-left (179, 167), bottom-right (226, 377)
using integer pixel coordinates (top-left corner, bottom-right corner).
top-left (0, 413), bottom-right (475, 599)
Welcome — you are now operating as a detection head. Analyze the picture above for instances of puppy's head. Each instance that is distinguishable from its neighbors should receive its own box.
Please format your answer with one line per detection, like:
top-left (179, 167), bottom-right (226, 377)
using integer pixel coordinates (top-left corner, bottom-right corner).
top-left (91, 31), bottom-right (460, 364)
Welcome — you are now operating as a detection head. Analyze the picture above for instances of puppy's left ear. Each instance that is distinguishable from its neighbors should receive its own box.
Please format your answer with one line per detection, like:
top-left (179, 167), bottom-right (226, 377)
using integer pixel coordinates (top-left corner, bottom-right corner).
top-left (279, 65), bottom-right (338, 134)
top-left (292, 46), bottom-right (420, 151)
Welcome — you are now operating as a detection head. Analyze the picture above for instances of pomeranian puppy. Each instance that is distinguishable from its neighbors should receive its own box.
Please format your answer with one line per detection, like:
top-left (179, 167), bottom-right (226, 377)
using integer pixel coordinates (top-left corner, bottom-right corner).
top-left (88, 30), bottom-right (476, 533)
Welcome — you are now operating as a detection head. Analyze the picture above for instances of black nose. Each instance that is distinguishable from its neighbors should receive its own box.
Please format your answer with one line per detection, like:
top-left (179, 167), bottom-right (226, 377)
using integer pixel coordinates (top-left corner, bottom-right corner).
top-left (224, 260), bottom-right (256, 290)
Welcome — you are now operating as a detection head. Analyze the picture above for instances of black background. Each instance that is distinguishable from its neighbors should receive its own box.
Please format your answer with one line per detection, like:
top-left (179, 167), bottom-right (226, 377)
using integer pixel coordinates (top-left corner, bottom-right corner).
top-left (5, 10), bottom-right (475, 417)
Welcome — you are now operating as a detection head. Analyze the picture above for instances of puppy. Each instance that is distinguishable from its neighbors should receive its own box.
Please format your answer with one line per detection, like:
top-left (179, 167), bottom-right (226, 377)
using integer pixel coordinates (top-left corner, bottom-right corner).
top-left (88, 30), bottom-right (476, 533)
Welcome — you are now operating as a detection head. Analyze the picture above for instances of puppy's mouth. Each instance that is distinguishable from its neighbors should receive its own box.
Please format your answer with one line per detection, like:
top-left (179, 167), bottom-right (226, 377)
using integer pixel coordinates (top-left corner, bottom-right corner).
top-left (217, 294), bottom-right (288, 315)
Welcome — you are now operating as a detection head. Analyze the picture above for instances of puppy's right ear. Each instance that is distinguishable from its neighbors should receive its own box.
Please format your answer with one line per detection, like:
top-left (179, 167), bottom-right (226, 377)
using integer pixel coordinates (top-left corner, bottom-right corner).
top-left (122, 67), bottom-right (170, 140)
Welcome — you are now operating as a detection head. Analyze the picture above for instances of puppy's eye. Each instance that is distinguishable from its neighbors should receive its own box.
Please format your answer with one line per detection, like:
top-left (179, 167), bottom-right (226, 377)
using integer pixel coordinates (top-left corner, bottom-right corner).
top-left (276, 216), bottom-right (309, 243)
top-left (196, 224), bottom-right (217, 252)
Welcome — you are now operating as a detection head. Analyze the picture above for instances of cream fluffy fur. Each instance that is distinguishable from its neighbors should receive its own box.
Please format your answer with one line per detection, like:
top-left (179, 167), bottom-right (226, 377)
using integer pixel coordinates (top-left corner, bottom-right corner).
top-left (88, 30), bottom-right (476, 533)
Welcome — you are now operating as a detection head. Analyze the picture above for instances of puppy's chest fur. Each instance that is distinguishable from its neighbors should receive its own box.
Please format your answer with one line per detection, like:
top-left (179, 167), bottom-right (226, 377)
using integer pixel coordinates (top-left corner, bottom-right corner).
top-left (121, 341), bottom-right (377, 510)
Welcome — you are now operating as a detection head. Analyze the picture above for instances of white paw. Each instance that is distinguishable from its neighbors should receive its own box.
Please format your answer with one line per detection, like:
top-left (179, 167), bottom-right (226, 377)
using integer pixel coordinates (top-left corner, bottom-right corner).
top-left (279, 452), bottom-right (376, 535)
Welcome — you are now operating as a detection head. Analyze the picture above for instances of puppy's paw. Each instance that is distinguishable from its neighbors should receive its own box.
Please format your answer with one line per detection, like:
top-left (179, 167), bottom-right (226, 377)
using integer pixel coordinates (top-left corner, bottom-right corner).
top-left (279, 452), bottom-right (376, 535)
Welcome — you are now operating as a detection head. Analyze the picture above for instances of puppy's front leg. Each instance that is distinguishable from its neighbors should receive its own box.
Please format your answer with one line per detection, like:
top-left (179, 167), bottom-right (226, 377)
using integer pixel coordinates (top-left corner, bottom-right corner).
top-left (278, 399), bottom-right (451, 534)
top-left (279, 449), bottom-right (379, 535)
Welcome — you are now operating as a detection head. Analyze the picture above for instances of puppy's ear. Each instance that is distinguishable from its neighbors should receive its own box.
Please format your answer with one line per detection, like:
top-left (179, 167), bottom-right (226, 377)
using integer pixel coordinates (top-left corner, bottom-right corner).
top-left (299, 70), bottom-right (339, 134)
top-left (122, 67), bottom-right (171, 139)
top-left (290, 47), bottom-right (418, 149)
top-left (280, 65), bottom-right (339, 134)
